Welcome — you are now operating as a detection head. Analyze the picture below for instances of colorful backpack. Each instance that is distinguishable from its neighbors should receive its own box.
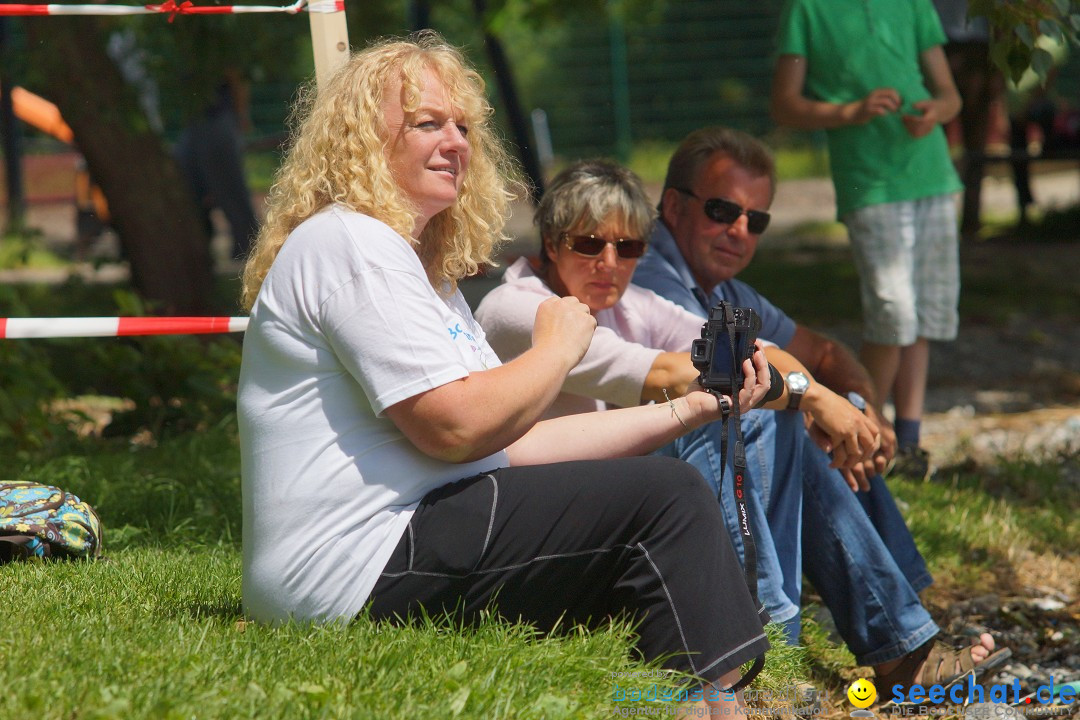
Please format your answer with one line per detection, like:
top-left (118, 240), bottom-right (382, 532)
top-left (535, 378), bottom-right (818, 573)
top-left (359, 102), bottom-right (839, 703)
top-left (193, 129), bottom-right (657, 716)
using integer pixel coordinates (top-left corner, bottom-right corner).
top-left (0, 481), bottom-right (103, 562)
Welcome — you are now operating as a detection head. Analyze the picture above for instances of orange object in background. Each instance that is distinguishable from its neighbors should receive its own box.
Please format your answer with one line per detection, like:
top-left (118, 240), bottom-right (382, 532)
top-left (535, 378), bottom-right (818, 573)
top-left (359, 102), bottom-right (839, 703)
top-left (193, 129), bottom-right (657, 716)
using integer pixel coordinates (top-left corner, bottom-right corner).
top-left (73, 157), bottom-right (110, 223)
top-left (5, 83), bottom-right (111, 236)
top-left (10, 85), bottom-right (75, 144)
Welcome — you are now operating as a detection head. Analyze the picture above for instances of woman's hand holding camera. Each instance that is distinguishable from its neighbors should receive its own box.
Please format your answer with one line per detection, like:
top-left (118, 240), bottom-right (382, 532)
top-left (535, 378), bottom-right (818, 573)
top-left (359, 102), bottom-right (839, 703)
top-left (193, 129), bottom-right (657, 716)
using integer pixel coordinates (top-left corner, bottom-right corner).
top-left (683, 340), bottom-right (772, 426)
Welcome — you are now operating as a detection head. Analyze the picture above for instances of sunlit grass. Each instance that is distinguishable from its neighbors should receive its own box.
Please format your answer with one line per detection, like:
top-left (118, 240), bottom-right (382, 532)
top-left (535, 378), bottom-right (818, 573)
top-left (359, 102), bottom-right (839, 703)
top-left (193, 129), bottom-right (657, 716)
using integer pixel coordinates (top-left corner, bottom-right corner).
top-left (893, 452), bottom-right (1079, 592)
top-left (5, 423), bottom-right (1074, 717)
top-left (1, 545), bottom-right (663, 719)
top-left (624, 142), bottom-right (831, 186)
top-left (1, 425), bottom-right (812, 719)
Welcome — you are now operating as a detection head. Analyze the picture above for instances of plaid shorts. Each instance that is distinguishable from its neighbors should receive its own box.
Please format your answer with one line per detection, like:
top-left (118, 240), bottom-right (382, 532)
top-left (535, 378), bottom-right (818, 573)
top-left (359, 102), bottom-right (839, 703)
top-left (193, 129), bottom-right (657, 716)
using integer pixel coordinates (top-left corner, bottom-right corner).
top-left (842, 195), bottom-right (960, 345)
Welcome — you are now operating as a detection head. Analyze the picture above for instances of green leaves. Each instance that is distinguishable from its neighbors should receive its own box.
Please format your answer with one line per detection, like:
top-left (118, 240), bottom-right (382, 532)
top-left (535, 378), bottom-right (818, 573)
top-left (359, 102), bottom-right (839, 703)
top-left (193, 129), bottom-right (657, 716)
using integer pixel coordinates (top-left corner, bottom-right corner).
top-left (976, 0), bottom-right (1080, 85)
top-left (1031, 46), bottom-right (1055, 77)
top-left (1037, 17), bottom-right (1064, 44)
top-left (1015, 23), bottom-right (1035, 49)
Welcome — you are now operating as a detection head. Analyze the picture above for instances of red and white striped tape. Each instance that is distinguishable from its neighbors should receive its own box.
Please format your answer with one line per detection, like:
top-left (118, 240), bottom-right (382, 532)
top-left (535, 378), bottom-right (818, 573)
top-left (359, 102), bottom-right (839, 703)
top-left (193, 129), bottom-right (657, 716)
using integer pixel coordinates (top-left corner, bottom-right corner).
top-left (0, 316), bottom-right (248, 339)
top-left (0, 0), bottom-right (343, 18)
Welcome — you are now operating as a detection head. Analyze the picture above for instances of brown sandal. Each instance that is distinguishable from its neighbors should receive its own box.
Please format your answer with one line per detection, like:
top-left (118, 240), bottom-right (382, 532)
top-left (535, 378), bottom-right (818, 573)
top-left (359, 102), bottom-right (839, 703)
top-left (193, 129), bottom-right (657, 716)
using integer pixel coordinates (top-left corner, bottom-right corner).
top-left (877, 639), bottom-right (1012, 691)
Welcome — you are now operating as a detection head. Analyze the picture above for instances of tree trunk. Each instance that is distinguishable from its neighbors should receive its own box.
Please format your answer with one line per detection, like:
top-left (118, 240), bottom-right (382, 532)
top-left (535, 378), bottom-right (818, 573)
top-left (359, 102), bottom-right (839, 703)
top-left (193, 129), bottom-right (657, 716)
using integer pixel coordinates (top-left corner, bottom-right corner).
top-left (25, 17), bottom-right (215, 315)
top-left (0, 19), bottom-right (26, 234)
top-left (471, 0), bottom-right (545, 203)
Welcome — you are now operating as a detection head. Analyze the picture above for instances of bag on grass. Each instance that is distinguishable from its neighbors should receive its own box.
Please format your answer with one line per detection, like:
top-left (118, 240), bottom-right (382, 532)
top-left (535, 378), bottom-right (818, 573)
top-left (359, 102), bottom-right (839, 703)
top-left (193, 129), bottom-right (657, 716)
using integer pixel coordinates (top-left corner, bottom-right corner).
top-left (0, 480), bottom-right (103, 562)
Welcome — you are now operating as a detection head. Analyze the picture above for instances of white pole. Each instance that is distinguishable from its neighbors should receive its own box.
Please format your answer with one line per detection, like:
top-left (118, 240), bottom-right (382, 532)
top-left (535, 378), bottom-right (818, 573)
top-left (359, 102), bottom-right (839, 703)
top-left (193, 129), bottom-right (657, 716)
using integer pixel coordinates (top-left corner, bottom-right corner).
top-left (308, 4), bottom-right (349, 89)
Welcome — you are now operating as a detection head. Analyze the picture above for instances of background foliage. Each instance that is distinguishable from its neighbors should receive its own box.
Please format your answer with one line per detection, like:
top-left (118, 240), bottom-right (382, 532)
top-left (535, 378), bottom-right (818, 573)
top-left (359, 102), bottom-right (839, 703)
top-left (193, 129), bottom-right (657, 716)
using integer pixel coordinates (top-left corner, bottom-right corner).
top-left (969, 0), bottom-right (1080, 84)
top-left (16, 0), bottom-right (1080, 166)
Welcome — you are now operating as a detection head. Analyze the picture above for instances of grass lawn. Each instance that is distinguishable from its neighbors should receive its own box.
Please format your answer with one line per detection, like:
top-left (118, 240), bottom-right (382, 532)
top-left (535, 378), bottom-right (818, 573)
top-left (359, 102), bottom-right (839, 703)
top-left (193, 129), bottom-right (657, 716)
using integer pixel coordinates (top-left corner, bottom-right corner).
top-left (3, 422), bottom-right (1075, 719)
top-left (3, 544), bottom-right (657, 719)
top-left (0, 426), bottom-right (807, 719)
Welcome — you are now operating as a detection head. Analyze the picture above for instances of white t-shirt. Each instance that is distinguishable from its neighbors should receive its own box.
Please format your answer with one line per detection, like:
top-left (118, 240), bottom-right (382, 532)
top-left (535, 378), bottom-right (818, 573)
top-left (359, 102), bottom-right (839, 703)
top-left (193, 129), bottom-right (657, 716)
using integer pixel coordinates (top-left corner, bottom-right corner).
top-left (238, 206), bottom-right (508, 625)
top-left (476, 257), bottom-right (705, 417)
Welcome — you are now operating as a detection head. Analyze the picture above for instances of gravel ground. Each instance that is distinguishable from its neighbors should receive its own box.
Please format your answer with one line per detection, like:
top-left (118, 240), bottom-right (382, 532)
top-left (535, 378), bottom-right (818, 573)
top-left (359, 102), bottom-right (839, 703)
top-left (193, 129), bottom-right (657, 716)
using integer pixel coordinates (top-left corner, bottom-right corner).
top-left (817, 315), bottom-right (1080, 468)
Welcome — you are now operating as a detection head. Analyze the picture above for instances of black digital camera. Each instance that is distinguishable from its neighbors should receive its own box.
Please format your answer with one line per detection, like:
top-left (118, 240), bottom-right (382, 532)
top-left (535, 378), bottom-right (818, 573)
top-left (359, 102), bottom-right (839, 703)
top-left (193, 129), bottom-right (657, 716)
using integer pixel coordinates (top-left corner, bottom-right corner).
top-left (690, 301), bottom-right (762, 395)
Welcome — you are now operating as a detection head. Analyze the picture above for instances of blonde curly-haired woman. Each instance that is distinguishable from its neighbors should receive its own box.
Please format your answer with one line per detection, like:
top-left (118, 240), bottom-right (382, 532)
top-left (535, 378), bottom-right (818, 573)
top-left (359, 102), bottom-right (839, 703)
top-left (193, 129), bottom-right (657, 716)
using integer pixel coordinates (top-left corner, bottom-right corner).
top-left (237, 33), bottom-right (772, 707)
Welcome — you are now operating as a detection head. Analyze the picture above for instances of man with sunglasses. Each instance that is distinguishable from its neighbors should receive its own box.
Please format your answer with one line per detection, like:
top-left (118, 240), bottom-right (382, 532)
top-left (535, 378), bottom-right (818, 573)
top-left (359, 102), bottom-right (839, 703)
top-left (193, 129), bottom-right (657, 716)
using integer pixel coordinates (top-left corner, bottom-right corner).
top-left (633, 125), bottom-right (1002, 689)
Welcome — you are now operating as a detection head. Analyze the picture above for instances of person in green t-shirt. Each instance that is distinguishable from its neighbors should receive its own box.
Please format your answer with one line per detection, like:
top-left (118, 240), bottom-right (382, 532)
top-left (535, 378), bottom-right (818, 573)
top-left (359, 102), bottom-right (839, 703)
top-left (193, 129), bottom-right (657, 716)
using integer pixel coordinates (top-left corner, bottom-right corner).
top-left (770, 0), bottom-right (963, 480)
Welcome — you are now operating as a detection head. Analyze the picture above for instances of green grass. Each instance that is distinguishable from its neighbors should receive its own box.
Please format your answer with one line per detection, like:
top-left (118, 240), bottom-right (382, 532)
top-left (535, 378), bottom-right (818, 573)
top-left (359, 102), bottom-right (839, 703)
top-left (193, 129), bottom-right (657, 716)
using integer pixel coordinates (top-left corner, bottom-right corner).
top-left (794, 451), bottom-right (1080, 702)
top-left (772, 146), bottom-right (831, 182)
top-left (625, 142), bottom-right (830, 185)
top-left (1, 422), bottom-right (812, 719)
top-left (244, 149), bottom-right (283, 195)
top-left (796, 605), bottom-right (857, 690)
top-left (0, 547), bottom-right (809, 719)
top-left (1, 545), bottom-right (660, 719)
top-left (737, 241), bottom-right (1079, 327)
top-left (626, 141), bottom-right (679, 185)
top-left (3, 413), bottom-right (1076, 717)
top-left (890, 453), bottom-right (1080, 589)
top-left (4, 434), bottom-right (1073, 719)
top-left (737, 248), bottom-right (863, 326)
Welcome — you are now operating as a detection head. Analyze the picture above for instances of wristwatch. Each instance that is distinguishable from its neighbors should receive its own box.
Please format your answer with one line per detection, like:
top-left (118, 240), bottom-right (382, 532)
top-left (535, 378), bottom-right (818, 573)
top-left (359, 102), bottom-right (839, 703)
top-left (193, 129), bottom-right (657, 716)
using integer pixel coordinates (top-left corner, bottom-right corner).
top-left (847, 391), bottom-right (867, 413)
top-left (785, 371), bottom-right (810, 410)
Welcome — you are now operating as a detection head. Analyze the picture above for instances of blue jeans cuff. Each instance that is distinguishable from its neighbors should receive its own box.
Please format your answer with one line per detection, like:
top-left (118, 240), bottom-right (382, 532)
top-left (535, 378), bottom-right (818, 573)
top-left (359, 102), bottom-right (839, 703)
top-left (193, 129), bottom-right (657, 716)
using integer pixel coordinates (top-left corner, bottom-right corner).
top-left (766, 601), bottom-right (801, 627)
top-left (854, 619), bottom-right (939, 667)
top-left (908, 570), bottom-right (934, 594)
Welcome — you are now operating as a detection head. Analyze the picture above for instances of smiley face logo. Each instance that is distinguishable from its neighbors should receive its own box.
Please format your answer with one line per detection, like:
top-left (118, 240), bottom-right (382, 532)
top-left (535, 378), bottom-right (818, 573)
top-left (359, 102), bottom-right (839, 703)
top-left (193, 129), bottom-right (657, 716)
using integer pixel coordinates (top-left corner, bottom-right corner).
top-left (847, 678), bottom-right (877, 708)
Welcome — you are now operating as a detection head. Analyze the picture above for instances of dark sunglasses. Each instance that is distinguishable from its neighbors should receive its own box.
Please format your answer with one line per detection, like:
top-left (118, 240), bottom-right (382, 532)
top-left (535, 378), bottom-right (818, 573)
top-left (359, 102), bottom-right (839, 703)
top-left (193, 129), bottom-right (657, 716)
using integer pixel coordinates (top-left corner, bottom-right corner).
top-left (673, 188), bottom-right (771, 234)
top-left (560, 233), bottom-right (648, 259)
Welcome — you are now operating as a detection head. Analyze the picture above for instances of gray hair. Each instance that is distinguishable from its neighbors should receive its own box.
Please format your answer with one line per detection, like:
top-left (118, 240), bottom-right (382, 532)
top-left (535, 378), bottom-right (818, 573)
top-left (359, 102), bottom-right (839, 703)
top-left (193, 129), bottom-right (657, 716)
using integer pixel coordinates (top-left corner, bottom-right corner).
top-left (535, 159), bottom-right (657, 265)
top-left (662, 126), bottom-right (776, 202)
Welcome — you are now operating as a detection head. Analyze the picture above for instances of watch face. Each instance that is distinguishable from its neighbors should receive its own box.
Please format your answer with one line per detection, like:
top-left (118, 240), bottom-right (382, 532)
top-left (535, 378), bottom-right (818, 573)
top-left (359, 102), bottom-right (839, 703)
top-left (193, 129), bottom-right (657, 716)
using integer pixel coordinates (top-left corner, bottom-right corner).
top-left (787, 372), bottom-right (809, 392)
top-left (847, 391), bottom-right (867, 412)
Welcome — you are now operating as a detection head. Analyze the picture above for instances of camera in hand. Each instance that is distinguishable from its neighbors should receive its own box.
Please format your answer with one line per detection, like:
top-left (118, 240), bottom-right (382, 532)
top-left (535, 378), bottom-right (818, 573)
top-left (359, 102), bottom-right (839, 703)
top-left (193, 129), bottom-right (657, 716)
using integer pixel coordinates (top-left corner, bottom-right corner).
top-left (691, 302), bottom-right (762, 395)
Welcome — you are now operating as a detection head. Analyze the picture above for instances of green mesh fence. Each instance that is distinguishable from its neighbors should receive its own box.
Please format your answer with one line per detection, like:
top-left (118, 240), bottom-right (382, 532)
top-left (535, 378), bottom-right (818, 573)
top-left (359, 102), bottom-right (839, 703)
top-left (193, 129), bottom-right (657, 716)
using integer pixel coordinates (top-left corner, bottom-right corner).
top-left (227, 0), bottom-right (788, 162)
top-left (513, 0), bottom-right (784, 160)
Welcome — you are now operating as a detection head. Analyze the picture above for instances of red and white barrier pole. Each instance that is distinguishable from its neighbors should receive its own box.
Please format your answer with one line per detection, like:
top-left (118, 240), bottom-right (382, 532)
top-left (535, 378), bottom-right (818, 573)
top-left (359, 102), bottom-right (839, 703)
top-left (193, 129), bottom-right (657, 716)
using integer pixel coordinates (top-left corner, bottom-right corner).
top-left (0, 0), bottom-right (343, 18)
top-left (0, 317), bottom-right (248, 339)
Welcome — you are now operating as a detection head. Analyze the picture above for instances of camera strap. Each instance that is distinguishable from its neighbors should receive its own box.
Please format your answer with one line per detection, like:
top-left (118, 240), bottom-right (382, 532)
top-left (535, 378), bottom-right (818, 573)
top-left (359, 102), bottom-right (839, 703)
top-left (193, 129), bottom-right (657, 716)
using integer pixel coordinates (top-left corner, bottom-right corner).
top-left (714, 302), bottom-right (761, 612)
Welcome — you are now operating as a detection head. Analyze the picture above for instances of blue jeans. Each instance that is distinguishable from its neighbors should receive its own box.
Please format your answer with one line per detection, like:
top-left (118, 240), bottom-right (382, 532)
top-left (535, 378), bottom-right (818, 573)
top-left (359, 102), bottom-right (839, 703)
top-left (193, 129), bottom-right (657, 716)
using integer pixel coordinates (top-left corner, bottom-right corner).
top-left (659, 409), bottom-right (803, 633)
top-left (798, 423), bottom-right (939, 665)
top-left (659, 409), bottom-right (939, 665)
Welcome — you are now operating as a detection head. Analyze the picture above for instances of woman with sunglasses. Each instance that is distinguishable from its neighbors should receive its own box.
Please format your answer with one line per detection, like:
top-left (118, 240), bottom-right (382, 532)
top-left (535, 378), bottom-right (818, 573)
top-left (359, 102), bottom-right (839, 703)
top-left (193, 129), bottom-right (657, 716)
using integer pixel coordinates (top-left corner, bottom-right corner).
top-left (476, 158), bottom-right (889, 637)
top-left (238, 35), bottom-right (774, 709)
top-left (477, 160), bottom-right (837, 422)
